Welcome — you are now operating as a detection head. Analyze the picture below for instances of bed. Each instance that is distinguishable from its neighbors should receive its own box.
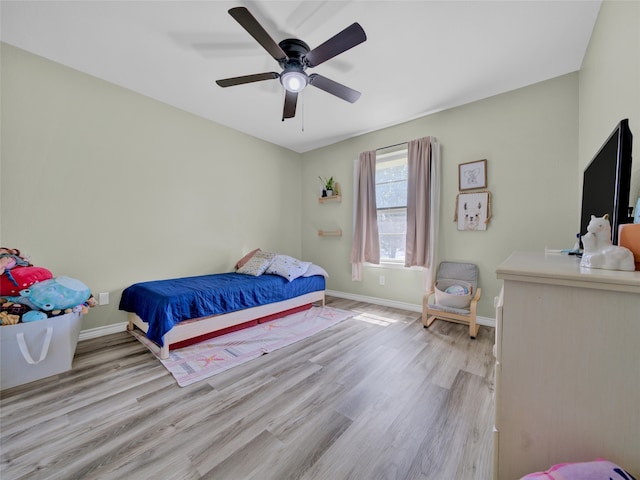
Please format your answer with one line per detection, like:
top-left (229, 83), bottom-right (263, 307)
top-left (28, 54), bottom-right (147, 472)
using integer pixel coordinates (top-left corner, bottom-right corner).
top-left (120, 255), bottom-right (327, 359)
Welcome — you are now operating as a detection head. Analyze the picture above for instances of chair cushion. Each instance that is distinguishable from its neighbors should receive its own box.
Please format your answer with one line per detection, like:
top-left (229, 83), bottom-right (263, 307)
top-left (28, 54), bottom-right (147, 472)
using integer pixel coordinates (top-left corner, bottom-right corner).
top-left (437, 262), bottom-right (478, 289)
top-left (427, 303), bottom-right (471, 315)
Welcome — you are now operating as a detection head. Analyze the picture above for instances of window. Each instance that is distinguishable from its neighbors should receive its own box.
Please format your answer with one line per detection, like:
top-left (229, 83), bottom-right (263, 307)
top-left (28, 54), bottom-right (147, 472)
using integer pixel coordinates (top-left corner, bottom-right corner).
top-left (375, 150), bottom-right (408, 263)
top-left (352, 138), bottom-right (438, 280)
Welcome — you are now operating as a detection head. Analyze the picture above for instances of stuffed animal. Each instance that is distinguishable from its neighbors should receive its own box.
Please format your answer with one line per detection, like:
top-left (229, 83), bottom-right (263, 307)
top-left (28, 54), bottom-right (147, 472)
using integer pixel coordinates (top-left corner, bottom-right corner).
top-left (85, 294), bottom-right (98, 308)
top-left (22, 310), bottom-right (48, 323)
top-left (0, 256), bottom-right (16, 275)
top-left (19, 276), bottom-right (91, 311)
top-left (0, 247), bottom-right (30, 273)
top-left (0, 265), bottom-right (54, 295)
top-left (0, 248), bottom-right (53, 296)
top-left (0, 247), bottom-right (30, 288)
top-left (0, 311), bottom-right (20, 325)
top-left (1, 298), bottom-right (31, 316)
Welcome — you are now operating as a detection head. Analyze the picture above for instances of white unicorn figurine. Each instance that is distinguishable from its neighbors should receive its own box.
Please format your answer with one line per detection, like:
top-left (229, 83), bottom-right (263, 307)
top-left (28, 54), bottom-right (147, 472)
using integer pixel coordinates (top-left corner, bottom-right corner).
top-left (580, 214), bottom-right (635, 271)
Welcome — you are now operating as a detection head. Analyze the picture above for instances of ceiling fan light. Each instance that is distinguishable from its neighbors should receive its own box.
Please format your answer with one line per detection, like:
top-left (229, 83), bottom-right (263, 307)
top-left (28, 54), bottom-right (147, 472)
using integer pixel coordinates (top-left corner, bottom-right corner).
top-left (280, 71), bottom-right (307, 93)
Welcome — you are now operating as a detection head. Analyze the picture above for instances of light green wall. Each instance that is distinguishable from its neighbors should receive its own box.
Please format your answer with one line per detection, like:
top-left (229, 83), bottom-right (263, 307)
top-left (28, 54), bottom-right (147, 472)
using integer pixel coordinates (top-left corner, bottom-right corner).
top-left (1, 43), bottom-right (302, 330)
top-left (2, 0), bottom-right (637, 330)
top-left (579, 0), bottom-right (640, 206)
top-left (302, 0), bottom-right (640, 319)
top-left (301, 74), bottom-right (580, 317)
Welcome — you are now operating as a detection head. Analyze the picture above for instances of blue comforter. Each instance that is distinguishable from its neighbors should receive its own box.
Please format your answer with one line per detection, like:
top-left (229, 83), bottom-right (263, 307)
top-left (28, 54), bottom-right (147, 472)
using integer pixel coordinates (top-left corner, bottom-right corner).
top-left (119, 272), bottom-right (325, 346)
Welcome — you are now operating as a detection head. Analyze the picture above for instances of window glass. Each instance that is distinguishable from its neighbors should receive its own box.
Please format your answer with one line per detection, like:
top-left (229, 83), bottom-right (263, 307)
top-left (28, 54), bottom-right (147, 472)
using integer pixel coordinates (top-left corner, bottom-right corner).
top-left (376, 151), bottom-right (408, 263)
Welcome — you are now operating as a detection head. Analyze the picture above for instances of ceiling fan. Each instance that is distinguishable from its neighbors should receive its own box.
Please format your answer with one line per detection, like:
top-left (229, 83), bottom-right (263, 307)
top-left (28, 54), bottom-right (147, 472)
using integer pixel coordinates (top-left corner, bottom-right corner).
top-left (216, 7), bottom-right (367, 121)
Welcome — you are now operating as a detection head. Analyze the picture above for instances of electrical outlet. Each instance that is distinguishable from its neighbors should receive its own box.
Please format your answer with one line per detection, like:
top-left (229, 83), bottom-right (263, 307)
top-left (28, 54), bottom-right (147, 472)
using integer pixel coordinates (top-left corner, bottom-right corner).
top-left (379, 275), bottom-right (385, 286)
top-left (98, 292), bottom-right (109, 306)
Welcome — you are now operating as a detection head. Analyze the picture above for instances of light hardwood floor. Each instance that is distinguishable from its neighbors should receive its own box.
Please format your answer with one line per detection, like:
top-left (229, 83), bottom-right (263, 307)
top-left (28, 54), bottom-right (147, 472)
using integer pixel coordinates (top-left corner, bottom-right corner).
top-left (1, 297), bottom-right (496, 480)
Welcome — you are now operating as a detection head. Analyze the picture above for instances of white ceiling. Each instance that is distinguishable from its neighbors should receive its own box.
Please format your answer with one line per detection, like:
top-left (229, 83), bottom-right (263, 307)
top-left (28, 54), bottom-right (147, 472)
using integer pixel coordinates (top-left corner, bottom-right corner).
top-left (1, 0), bottom-right (601, 153)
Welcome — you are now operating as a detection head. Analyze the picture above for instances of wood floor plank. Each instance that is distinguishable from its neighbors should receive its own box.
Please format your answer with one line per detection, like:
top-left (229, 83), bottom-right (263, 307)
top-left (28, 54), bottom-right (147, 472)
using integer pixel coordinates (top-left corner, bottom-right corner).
top-left (359, 380), bottom-right (450, 480)
top-left (199, 428), bottom-right (285, 479)
top-left (262, 410), bottom-right (353, 480)
top-left (407, 370), bottom-right (494, 479)
top-left (1, 296), bottom-right (496, 480)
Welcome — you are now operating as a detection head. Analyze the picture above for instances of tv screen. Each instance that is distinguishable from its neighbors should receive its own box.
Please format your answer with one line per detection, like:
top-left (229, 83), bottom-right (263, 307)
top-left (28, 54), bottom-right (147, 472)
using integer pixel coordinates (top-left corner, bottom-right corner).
top-left (580, 119), bottom-right (633, 246)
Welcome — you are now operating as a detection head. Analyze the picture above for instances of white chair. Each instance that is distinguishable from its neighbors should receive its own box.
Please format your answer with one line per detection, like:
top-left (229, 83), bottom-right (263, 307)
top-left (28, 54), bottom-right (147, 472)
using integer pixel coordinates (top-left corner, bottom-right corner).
top-left (422, 261), bottom-right (481, 338)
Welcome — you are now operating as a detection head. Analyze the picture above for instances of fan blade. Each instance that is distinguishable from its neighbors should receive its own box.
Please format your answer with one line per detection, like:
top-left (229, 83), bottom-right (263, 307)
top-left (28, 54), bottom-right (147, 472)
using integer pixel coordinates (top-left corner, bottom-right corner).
top-left (305, 23), bottom-right (366, 68)
top-left (228, 7), bottom-right (289, 62)
top-left (282, 90), bottom-right (298, 120)
top-left (308, 74), bottom-right (361, 103)
top-left (216, 72), bottom-right (279, 87)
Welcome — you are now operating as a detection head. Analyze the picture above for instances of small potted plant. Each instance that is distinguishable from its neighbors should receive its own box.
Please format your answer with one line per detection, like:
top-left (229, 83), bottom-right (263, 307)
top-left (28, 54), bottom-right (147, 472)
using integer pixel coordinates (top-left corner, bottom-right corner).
top-left (319, 176), bottom-right (337, 197)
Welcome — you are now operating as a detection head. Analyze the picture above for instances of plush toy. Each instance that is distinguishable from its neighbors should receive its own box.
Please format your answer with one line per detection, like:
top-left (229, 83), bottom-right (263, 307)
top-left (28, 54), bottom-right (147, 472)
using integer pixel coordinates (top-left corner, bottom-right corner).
top-left (0, 265), bottom-right (54, 295)
top-left (0, 248), bottom-right (53, 296)
top-left (85, 294), bottom-right (98, 308)
top-left (19, 276), bottom-right (91, 311)
top-left (22, 310), bottom-right (48, 323)
top-left (0, 247), bottom-right (34, 295)
top-left (0, 299), bottom-right (31, 316)
top-left (0, 247), bottom-right (30, 273)
top-left (0, 311), bottom-right (20, 325)
top-left (0, 256), bottom-right (16, 275)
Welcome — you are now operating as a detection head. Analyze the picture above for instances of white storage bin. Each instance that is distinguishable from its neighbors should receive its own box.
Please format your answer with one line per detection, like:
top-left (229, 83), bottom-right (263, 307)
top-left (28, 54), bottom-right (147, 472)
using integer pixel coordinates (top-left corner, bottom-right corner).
top-left (434, 279), bottom-right (473, 309)
top-left (0, 312), bottom-right (83, 390)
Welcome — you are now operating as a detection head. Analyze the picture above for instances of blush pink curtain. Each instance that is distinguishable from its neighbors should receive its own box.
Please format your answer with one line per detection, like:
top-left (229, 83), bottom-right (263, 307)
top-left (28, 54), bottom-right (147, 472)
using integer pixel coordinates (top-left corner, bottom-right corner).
top-left (405, 137), bottom-right (440, 292)
top-left (405, 137), bottom-right (431, 268)
top-left (350, 150), bottom-right (379, 281)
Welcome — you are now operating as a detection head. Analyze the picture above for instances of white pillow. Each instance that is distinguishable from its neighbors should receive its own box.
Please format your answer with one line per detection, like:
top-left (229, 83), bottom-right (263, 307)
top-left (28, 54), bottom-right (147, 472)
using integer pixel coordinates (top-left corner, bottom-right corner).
top-left (266, 255), bottom-right (312, 282)
top-left (302, 264), bottom-right (329, 278)
top-left (237, 251), bottom-right (276, 276)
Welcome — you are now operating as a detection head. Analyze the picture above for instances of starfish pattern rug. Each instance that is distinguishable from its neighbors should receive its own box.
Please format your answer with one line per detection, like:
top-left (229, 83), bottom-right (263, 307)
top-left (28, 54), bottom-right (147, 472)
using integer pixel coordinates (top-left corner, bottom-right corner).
top-left (130, 305), bottom-right (354, 387)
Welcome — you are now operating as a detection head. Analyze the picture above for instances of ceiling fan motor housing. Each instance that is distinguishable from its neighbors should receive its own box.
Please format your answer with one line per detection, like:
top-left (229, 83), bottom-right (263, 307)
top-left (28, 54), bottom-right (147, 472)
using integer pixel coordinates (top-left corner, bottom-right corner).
top-left (278, 38), bottom-right (310, 72)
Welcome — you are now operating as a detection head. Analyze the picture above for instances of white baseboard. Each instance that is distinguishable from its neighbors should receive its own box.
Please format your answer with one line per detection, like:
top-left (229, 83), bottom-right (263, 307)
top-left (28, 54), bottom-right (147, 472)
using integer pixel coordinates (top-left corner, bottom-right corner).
top-left (78, 292), bottom-right (496, 342)
top-left (326, 289), bottom-right (496, 328)
top-left (79, 322), bottom-right (128, 341)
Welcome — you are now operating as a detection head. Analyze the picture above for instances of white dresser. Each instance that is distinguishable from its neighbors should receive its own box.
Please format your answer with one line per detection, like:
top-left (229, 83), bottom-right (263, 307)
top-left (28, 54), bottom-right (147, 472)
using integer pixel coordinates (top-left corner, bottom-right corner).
top-left (493, 251), bottom-right (640, 480)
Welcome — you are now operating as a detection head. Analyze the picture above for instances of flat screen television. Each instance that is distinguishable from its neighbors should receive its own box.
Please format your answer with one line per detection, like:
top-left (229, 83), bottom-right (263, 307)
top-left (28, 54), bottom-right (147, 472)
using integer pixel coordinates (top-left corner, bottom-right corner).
top-left (580, 119), bottom-right (633, 246)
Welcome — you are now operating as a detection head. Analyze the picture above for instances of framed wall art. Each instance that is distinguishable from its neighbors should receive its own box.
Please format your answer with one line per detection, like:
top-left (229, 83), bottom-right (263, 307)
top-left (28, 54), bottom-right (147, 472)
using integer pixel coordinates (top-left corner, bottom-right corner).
top-left (456, 191), bottom-right (491, 231)
top-left (458, 159), bottom-right (487, 191)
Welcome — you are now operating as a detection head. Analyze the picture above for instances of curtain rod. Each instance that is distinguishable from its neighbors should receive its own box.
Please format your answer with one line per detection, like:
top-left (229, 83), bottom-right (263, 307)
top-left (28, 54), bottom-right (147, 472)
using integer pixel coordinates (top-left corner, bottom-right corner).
top-left (376, 141), bottom-right (407, 151)
top-left (375, 137), bottom-right (437, 152)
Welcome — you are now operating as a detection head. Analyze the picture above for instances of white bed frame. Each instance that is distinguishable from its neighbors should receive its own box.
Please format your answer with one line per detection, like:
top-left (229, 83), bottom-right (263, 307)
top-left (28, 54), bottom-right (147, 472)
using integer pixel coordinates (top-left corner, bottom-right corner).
top-left (127, 290), bottom-right (325, 359)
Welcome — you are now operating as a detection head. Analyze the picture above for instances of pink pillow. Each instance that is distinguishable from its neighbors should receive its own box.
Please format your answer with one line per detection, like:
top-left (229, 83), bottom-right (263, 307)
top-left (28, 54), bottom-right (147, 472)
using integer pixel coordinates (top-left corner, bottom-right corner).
top-left (520, 459), bottom-right (634, 480)
top-left (236, 251), bottom-right (276, 276)
top-left (235, 249), bottom-right (260, 269)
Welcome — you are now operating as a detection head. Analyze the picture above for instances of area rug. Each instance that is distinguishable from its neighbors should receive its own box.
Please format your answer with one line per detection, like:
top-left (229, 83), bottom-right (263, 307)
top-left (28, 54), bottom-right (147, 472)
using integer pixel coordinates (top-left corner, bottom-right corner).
top-left (130, 305), bottom-right (354, 387)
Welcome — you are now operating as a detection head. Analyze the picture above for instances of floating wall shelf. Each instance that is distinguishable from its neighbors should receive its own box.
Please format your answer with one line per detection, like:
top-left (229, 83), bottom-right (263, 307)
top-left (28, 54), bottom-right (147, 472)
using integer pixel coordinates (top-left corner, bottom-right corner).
top-left (318, 229), bottom-right (343, 237)
top-left (318, 195), bottom-right (342, 204)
